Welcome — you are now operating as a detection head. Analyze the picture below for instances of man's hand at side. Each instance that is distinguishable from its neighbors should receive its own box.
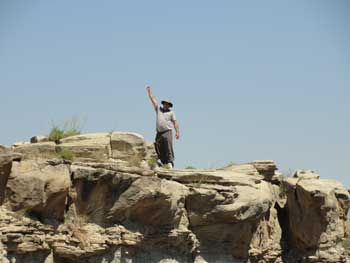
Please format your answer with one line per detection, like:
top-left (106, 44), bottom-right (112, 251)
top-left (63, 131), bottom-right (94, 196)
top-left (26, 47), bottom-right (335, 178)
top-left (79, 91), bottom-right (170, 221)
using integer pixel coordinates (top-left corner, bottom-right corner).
top-left (173, 120), bottom-right (180, 140)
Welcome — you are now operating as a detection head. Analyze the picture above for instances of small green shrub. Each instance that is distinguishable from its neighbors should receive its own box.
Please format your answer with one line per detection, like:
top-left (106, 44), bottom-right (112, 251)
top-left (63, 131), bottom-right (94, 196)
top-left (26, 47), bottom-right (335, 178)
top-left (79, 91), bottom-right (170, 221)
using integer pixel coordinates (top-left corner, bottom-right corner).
top-left (49, 126), bottom-right (65, 142)
top-left (342, 237), bottom-right (350, 252)
top-left (185, 166), bottom-right (196, 169)
top-left (147, 155), bottom-right (157, 169)
top-left (58, 148), bottom-right (75, 161)
top-left (48, 117), bottom-right (84, 142)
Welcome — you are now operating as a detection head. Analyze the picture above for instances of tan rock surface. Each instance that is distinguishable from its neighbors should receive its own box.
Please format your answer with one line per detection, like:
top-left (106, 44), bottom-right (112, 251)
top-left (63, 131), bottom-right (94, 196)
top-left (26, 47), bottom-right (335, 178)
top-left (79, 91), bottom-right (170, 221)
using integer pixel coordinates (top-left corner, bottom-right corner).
top-left (6, 161), bottom-right (71, 221)
top-left (284, 176), bottom-right (350, 262)
top-left (58, 132), bottom-right (111, 161)
top-left (110, 132), bottom-right (149, 166)
top-left (108, 177), bottom-right (189, 229)
top-left (13, 142), bottom-right (57, 160)
top-left (0, 131), bottom-right (349, 262)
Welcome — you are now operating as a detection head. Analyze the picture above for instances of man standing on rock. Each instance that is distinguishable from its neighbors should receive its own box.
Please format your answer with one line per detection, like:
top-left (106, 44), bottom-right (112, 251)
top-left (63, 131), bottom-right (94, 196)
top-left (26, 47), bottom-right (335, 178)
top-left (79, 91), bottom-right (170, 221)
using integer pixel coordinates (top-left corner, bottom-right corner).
top-left (146, 85), bottom-right (180, 169)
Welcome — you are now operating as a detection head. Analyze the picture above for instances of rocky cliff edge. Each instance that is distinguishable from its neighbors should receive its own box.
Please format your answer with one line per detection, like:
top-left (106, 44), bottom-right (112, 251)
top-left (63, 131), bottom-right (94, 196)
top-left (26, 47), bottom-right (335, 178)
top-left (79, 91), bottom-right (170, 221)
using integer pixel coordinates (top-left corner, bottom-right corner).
top-left (0, 132), bottom-right (349, 263)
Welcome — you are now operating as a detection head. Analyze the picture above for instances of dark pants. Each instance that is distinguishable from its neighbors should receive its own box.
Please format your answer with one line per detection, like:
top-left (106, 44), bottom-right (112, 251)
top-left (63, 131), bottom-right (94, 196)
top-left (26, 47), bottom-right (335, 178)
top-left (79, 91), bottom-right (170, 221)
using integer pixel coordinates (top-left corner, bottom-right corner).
top-left (154, 130), bottom-right (174, 166)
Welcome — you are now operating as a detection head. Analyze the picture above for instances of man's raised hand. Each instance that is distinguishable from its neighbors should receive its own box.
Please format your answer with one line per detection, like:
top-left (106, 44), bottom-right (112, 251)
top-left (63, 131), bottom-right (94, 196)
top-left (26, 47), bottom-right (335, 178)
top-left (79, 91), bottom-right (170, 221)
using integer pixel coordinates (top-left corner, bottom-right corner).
top-left (146, 85), bottom-right (158, 109)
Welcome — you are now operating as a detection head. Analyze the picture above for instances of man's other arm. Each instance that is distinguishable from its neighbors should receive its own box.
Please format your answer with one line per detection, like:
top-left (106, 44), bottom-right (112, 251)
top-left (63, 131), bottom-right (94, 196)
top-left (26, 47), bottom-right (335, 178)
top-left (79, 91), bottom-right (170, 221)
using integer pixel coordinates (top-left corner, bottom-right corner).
top-left (173, 120), bottom-right (180, 140)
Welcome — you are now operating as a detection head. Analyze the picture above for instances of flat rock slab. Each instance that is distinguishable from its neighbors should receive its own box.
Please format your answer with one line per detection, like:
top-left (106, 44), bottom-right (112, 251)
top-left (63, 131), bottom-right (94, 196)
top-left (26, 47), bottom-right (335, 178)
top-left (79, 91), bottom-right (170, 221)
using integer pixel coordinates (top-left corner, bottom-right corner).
top-left (156, 169), bottom-right (263, 187)
top-left (13, 142), bottom-right (57, 160)
top-left (58, 132), bottom-right (111, 161)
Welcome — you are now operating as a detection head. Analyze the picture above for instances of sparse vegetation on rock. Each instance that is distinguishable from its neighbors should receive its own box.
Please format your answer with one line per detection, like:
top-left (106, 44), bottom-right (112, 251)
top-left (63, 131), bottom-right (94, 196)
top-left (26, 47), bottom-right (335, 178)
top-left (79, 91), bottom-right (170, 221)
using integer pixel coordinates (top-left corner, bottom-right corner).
top-left (48, 117), bottom-right (83, 142)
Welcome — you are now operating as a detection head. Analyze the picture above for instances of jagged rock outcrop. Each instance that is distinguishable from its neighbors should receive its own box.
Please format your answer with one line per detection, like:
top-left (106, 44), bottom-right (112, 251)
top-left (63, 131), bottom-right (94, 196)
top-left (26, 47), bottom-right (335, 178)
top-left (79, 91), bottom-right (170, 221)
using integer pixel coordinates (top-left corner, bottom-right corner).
top-left (282, 176), bottom-right (350, 262)
top-left (157, 169), bottom-right (282, 261)
top-left (0, 131), bottom-right (349, 263)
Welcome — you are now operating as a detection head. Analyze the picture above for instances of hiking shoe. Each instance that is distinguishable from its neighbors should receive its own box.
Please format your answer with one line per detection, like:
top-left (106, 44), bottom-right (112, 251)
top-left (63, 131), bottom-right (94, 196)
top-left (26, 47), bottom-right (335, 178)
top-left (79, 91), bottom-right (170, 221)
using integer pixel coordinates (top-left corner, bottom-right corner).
top-left (164, 163), bottom-right (173, 169)
top-left (156, 160), bottom-right (163, 167)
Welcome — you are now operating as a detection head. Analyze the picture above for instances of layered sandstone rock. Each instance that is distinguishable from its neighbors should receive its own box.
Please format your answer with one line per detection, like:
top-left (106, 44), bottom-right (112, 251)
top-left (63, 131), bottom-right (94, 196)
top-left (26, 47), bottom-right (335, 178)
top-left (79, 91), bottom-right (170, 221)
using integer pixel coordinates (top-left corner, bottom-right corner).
top-left (12, 132), bottom-right (156, 168)
top-left (0, 132), bottom-right (349, 263)
top-left (13, 142), bottom-right (57, 160)
top-left (58, 132), bottom-right (112, 161)
top-left (283, 176), bottom-right (350, 262)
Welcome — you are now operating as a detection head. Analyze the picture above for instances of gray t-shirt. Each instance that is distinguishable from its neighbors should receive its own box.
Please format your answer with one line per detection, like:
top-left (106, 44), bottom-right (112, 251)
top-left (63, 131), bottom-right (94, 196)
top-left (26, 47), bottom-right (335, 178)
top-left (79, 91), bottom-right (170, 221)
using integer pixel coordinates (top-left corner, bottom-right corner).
top-left (156, 107), bottom-right (176, 132)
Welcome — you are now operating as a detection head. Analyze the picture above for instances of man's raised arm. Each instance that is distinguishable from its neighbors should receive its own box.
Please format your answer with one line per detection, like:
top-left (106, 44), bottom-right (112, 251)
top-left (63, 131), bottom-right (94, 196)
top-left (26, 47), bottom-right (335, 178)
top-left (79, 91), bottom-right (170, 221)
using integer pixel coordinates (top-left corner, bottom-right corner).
top-left (146, 85), bottom-right (158, 110)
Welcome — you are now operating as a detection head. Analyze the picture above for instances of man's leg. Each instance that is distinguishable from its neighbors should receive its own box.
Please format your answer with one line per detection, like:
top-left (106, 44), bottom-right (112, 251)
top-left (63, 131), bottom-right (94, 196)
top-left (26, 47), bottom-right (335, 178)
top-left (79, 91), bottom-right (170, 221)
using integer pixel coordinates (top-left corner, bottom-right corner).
top-left (154, 133), bottom-right (163, 165)
top-left (163, 130), bottom-right (174, 167)
top-left (155, 132), bottom-right (167, 165)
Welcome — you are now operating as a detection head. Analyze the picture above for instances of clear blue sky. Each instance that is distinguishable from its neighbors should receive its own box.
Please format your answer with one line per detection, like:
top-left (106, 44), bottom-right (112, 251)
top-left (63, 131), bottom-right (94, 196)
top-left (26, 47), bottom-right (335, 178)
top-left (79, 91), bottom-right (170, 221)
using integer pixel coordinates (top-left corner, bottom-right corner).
top-left (1, 1), bottom-right (349, 186)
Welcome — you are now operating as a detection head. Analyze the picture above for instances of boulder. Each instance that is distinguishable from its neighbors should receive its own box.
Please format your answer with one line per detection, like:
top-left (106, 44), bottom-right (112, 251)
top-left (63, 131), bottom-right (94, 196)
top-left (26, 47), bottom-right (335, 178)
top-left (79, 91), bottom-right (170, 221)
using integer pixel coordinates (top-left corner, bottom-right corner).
top-left (108, 177), bottom-right (189, 230)
top-left (250, 160), bottom-right (279, 182)
top-left (58, 132), bottom-right (111, 161)
top-left (13, 142), bottom-right (57, 160)
top-left (284, 176), bottom-right (350, 262)
top-left (30, 135), bottom-right (49, 143)
top-left (293, 169), bottom-right (320, 180)
top-left (6, 161), bottom-right (71, 222)
top-left (110, 132), bottom-right (156, 167)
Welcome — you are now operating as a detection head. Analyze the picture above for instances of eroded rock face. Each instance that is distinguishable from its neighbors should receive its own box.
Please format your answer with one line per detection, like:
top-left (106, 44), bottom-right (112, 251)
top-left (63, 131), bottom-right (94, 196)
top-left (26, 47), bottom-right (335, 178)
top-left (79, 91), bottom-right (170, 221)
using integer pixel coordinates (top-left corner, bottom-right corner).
top-left (0, 155), bottom-right (14, 205)
top-left (6, 161), bottom-right (71, 222)
top-left (284, 177), bottom-right (350, 262)
top-left (0, 206), bottom-right (144, 263)
top-left (70, 165), bottom-right (140, 226)
top-left (0, 153), bottom-right (22, 205)
top-left (176, 170), bottom-right (281, 261)
top-left (1, 132), bottom-right (349, 263)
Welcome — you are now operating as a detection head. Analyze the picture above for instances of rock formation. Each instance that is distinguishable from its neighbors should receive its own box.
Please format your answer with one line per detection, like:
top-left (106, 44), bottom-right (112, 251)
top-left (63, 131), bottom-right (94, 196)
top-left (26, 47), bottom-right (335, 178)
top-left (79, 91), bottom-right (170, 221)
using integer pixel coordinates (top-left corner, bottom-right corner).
top-left (0, 132), bottom-right (349, 263)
